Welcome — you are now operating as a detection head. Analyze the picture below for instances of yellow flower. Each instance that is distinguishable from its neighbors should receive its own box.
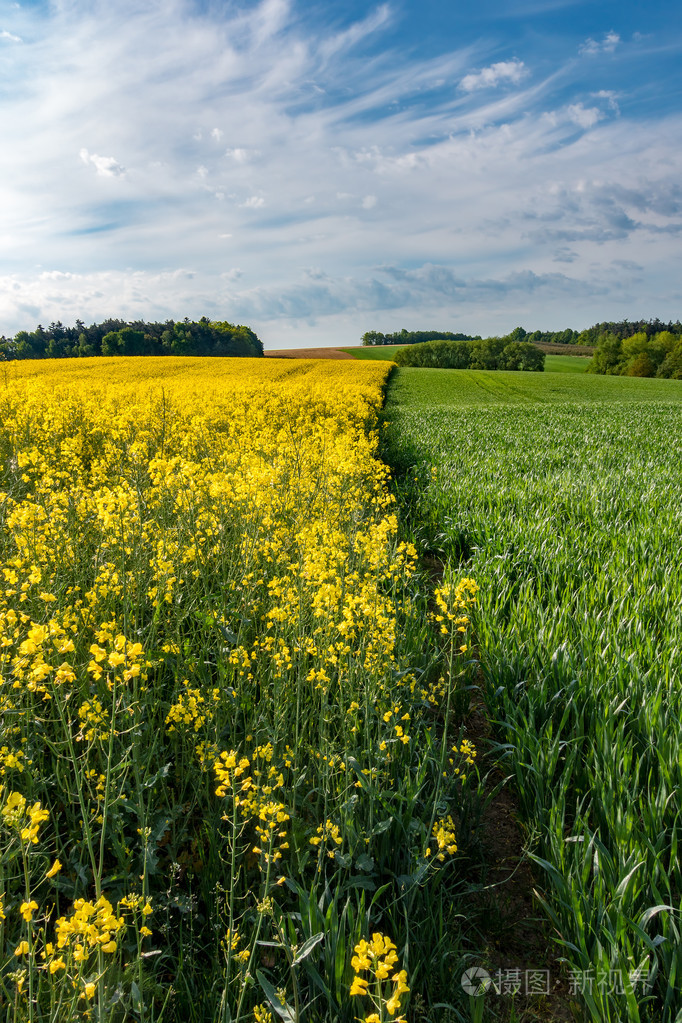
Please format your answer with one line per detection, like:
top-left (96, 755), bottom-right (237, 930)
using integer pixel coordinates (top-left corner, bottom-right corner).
top-left (20, 900), bottom-right (38, 922)
top-left (386, 993), bottom-right (403, 1015)
top-left (350, 975), bottom-right (369, 996)
top-left (15, 941), bottom-right (29, 956)
top-left (46, 858), bottom-right (62, 878)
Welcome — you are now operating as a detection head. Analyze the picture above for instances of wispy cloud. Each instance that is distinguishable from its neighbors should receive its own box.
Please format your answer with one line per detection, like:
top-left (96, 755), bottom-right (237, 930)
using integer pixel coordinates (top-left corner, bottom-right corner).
top-left (592, 89), bottom-right (620, 114)
top-left (317, 3), bottom-right (391, 61)
top-left (580, 31), bottom-right (620, 56)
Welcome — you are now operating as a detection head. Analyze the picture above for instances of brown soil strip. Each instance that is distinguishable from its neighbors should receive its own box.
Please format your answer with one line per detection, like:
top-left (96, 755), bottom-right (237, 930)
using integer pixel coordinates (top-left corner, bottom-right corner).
top-left (265, 347), bottom-right (354, 360)
top-left (464, 690), bottom-right (578, 1021)
top-left (422, 558), bottom-right (577, 1020)
top-left (535, 342), bottom-right (594, 356)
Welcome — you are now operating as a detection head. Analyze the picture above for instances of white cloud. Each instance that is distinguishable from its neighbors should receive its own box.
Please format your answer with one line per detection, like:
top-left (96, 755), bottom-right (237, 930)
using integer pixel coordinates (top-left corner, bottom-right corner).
top-left (580, 31), bottom-right (620, 56)
top-left (79, 148), bottom-right (125, 178)
top-left (566, 103), bottom-right (603, 129)
top-left (361, 195), bottom-right (377, 209)
top-left (240, 195), bottom-right (265, 209)
top-left (593, 89), bottom-right (620, 114)
top-left (225, 148), bottom-right (251, 163)
top-left (0, 29), bottom-right (22, 43)
top-left (459, 58), bottom-right (528, 92)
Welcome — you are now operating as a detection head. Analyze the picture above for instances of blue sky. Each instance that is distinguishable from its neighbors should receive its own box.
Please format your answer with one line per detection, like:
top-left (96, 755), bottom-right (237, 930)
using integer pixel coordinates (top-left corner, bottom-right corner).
top-left (0, 0), bottom-right (681, 347)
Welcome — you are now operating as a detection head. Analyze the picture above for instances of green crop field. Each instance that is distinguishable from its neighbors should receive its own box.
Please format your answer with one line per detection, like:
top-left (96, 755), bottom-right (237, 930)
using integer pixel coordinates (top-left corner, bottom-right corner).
top-left (341, 346), bottom-right (403, 360)
top-left (387, 365), bottom-right (682, 408)
top-left (543, 353), bottom-right (590, 373)
top-left (383, 366), bottom-right (682, 1023)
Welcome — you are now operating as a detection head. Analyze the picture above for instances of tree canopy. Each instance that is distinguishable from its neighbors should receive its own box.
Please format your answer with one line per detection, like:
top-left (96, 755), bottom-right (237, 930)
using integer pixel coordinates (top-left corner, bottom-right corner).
top-left (588, 330), bottom-right (682, 379)
top-left (0, 317), bottom-right (264, 360)
top-left (362, 328), bottom-right (481, 346)
top-left (393, 336), bottom-right (545, 371)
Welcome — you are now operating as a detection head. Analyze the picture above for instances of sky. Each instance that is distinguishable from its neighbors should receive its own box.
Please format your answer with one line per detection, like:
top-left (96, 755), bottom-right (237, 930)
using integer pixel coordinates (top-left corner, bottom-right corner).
top-left (0, 0), bottom-right (681, 349)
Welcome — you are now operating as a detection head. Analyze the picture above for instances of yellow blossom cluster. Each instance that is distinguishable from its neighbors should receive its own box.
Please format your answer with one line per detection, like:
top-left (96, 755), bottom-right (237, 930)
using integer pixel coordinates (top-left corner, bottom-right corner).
top-left (0, 745), bottom-right (27, 775)
top-left (1, 791), bottom-right (49, 844)
top-left (253, 1004), bottom-right (274, 1023)
top-left (428, 815), bottom-right (458, 861)
top-left (432, 576), bottom-right (479, 649)
top-left (350, 932), bottom-right (410, 1020)
top-left (309, 818), bottom-right (343, 857)
top-left (214, 746), bottom-right (290, 865)
top-left (55, 895), bottom-right (125, 956)
top-left (165, 682), bottom-right (208, 733)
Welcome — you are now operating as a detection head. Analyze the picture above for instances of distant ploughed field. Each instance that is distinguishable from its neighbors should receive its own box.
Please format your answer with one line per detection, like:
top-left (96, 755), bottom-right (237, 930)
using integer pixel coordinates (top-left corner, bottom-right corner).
top-left (265, 346), bottom-right (354, 359)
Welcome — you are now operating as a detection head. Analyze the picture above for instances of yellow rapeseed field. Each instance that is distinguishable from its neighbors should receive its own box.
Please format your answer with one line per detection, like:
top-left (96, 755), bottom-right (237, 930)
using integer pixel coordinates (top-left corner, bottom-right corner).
top-left (0, 358), bottom-right (477, 1022)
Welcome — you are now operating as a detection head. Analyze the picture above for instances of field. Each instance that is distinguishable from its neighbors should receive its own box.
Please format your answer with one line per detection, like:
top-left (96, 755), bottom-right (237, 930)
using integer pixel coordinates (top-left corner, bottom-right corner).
top-left (542, 354), bottom-right (589, 373)
top-left (382, 367), bottom-right (682, 1022)
top-left (2, 355), bottom-right (680, 1023)
top-left (340, 347), bottom-right (404, 361)
top-left (0, 358), bottom-right (482, 1023)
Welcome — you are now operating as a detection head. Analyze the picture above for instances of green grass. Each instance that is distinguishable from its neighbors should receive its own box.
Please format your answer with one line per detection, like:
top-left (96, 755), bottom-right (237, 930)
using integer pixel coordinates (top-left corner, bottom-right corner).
top-left (543, 353), bottom-right (590, 373)
top-left (383, 367), bottom-right (682, 1023)
top-left (340, 346), bottom-right (402, 360)
top-left (388, 366), bottom-right (682, 408)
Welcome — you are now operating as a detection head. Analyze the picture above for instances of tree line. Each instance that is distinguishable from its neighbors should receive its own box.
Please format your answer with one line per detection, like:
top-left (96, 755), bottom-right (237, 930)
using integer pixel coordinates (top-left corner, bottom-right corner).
top-left (578, 319), bottom-right (682, 346)
top-left (362, 329), bottom-right (481, 346)
top-left (363, 320), bottom-right (682, 347)
top-left (589, 331), bottom-right (682, 378)
top-left (0, 317), bottom-right (264, 360)
top-left (393, 336), bottom-right (545, 371)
